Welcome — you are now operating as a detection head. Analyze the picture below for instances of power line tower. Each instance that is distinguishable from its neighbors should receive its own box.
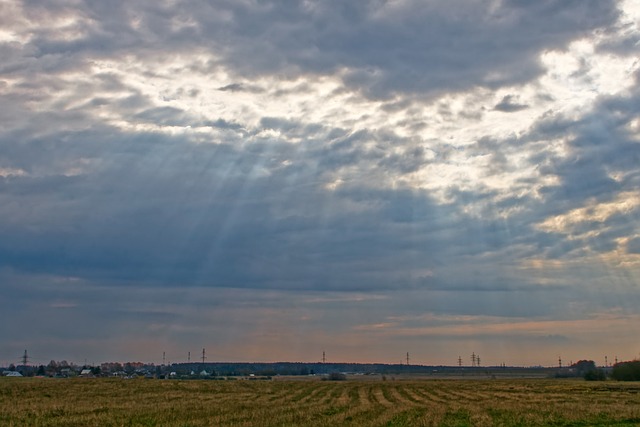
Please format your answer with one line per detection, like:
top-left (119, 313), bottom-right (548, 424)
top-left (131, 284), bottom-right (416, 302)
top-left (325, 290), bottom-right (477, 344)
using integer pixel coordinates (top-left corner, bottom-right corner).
top-left (201, 348), bottom-right (206, 364)
top-left (476, 355), bottom-right (481, 367)
top-left (322, 351), bottom-right (326, 364)
top-left (458, 356), bottom-right (462, 367)
top-left (20, 350), bottom-right (29, 366)
top-left (162, 352), bottom-right (166, 366)
top-left (406, 352), bottom-right (410, 366)
top-left (471, 352), bottom-right (476, 367)
top-left (558, 356), bottom-right (562, 369)
top-left (188, 351), bottom-right (191, 363)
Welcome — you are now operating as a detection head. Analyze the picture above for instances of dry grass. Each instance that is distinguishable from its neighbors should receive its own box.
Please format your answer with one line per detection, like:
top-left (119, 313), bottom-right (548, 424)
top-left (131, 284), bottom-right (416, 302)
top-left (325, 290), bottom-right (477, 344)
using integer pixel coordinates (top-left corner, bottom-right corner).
top-left (1, 377), bottom-right (640, 426)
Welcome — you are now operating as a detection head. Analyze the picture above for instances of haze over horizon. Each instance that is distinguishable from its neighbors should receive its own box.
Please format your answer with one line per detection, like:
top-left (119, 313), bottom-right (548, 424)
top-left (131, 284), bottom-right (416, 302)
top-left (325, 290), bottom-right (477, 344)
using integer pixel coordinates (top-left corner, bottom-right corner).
top-left (1, 0), bottom-right (640, 368)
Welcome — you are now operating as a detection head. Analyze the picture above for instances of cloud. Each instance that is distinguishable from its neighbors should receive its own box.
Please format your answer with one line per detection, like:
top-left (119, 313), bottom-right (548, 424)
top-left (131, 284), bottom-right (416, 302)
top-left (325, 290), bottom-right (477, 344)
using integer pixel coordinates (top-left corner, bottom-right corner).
top-left (0, 0), bottom-right (639, 365)
top-left (218, 83), bottom-right (264, 93)
top-left (6, 0), bottom-right (622, 100)
top-left (494, 95), bottom-right (529, 112)
top-left (627, 237), bottom-right (640, 254)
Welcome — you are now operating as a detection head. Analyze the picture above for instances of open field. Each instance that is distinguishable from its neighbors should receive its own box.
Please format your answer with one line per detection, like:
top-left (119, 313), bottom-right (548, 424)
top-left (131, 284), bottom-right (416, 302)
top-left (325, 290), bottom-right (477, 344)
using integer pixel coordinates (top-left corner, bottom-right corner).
top-left (1, 377), bottom-right (640, 426)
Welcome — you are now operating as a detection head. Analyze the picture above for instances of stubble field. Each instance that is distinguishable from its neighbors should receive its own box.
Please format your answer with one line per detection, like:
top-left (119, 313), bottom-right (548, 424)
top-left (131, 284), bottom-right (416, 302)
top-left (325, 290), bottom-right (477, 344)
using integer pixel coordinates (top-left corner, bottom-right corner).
top-left (1, 377), bottom-right (640, 426)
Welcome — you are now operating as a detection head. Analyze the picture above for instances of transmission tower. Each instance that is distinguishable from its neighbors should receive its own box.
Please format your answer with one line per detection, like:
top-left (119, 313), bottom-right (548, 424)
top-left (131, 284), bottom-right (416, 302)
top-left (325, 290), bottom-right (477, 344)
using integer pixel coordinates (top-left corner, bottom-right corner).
top-left (322, 351), bottom-right (326, 364)
top-left (558, 356), bottom-right (562, 368)
top-left (21, 350), bottom-right (29, 366)
top-left (458, 356), bottom-right (462, 367)
top-left (162, 351), bottom-right (166, 366)
top-left (471, 352), bottom-right (476, 367)
top-left (201, 348), bottom-right (206, 364)
top-left (477, 355), bottom-right (481, 366)
top-left (188, 351), bottom-right (191, 363)
top-left (406, 352), bottom-right (410, 366)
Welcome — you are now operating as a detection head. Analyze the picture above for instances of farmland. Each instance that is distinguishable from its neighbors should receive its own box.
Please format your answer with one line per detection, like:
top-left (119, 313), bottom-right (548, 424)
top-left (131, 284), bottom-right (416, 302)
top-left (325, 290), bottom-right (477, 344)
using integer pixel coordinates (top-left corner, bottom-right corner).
top-left (1, 377), bottom-right (640, 426)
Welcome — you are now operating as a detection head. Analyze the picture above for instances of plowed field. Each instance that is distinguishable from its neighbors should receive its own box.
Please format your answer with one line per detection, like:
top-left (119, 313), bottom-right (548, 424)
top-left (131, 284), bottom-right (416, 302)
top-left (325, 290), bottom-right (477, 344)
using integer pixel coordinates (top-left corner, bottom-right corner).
top-left (2, 377), bottom-right (640, 426)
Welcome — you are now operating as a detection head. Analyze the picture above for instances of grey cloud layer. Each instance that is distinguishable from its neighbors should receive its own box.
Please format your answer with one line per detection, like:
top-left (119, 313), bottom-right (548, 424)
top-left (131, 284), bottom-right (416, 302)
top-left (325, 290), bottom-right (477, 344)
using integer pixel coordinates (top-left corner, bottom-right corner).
top-left (15, 0), bottom-right (621, 98)
top-left (1, 0), bottom-right (639, 363)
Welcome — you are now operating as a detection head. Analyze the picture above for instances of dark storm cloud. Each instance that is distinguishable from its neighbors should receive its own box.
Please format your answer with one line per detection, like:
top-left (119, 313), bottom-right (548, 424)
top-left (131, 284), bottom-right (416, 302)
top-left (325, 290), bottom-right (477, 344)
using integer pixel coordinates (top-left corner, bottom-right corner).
top-left (207, 0), bottom-right (620, 98)
top-left (12, 0), bottom-right (621, 99)
top-left (0, 122), bottom-right (408, 288)
top-left (0, 112), bottom-right (537, 295)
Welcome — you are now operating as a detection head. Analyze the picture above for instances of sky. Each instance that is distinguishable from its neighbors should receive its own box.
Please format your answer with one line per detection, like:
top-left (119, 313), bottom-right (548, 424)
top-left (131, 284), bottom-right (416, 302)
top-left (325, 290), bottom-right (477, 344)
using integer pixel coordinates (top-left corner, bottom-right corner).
top-left (1, 0), bottom-right (639, 368)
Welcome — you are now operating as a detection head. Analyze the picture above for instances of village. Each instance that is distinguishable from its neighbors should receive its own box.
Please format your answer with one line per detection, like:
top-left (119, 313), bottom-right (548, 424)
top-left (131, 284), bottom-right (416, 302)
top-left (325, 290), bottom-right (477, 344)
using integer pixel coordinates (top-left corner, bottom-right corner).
top-left (3, 358), bottom-right (637, 381)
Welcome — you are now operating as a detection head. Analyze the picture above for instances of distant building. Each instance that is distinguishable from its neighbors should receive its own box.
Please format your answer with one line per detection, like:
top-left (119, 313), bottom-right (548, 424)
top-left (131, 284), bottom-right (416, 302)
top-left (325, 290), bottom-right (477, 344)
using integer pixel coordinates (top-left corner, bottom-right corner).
top-left (4, 371), bottom-right (23, 377)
